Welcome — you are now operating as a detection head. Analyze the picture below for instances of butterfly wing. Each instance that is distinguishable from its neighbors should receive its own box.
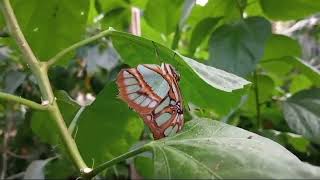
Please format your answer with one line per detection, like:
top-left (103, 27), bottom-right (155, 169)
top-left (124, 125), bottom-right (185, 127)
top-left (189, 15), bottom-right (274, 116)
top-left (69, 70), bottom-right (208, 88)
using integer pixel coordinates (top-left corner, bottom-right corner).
top-left (117, 63), bottom-right (184, 139)
top-left (116, 64), bottom-right (169, 114)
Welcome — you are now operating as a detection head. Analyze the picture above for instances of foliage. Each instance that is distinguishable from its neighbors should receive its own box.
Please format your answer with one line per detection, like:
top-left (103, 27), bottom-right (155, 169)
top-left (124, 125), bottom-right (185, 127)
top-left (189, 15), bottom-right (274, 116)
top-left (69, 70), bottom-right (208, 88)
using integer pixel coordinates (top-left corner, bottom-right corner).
top-left (0, 0), bottom-right (320, 179)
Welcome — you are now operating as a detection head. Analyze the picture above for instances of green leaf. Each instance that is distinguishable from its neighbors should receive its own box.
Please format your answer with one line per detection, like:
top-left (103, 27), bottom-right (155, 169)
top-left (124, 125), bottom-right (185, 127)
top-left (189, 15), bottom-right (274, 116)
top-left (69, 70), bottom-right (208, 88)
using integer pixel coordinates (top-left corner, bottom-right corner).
top-left (286, 132), bottom-right (310, 153)
top-left (258, 129), bottom-right (310, 153)
top-left (260, 0), bottom-right (320, 20)
top-left (179, 0), bottom-right (196, 29)
top-left (130, 0), bottom-right (148, 9)
top-left (188, 0), bottom-right (240, 26)
top-left (242, 74), bottom-right (275, 114)
top-left (87, 0), bottom-right (99, 25)
top-left (75, 82), bottom-right (144, 165)
top-left (97, 0), bottom-right (130, 31)
top-left (189, 17), bottom-right (221, 55)
top-left (144, 0), bottom-right (184, 35)
top-left (262, 34), bottom-right (302, 61)
top-left (260, 34), bottom-right (302, 86)
top-left (45, 157), bottom-right (75, 179)
top-left (283, 88), bottom-right (320, 144)
top-left (260, 60), bottom-right (293, 86)
top-left (288, 57), bottom-right (320, 86)
top-left (109, 30), bottom-right (248, 116)
top-left (134, 152), bottom-right (154, 178)
top-left (181, 55), bottom-right (250, 92)
top-left (263, 57), bottom-right (320, 86)
top-left (146, 119), bottom-right (320, 178)
top-left (245, 0), bottom-right (264, 17)
top-left (31, 91), bottom-right (80, 144)
top-left (290, 75), bottom-right (312, 94)
top-left (11, 0), bottom-right (89, 62)
top-left (208, 17), bottom-right (271, 77)
top-left (141, 18), bottom-right (171, 47)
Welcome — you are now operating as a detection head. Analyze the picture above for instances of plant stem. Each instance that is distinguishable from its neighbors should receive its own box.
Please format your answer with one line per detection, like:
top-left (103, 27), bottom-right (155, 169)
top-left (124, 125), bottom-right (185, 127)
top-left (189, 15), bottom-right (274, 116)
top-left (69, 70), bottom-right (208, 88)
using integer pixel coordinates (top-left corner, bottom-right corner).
top-left (253, 70), bottom-right (261, 129)
top-left (47, 28), bottom-right (113, 67)
top-left (82, 145), bottom-right (150, 179)
top-left (48, 101), bottom-right (88, 169)
top-left (0, 92), bottom-right (47, 110)
top-left (0, 0), bottom-right (50, 100)
top-left (236, 0), bottom-right (245, 19)
top-left (171, 26), bottom-right (181, 50)
top-left (0, 0), bottom-right (88, 170)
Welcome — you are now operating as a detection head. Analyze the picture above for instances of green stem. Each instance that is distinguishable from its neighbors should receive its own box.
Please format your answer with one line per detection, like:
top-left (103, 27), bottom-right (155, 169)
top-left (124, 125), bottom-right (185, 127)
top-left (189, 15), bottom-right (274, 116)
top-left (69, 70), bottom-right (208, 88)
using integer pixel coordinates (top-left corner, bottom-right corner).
top-left (0, 92), bottom-right (47, 110)
top-left (0, 0), bottom-right (50, 100)
top-left (82, 145), bottom-right (150, 179)
top-left (253, 70), bottom-right (261, 129)
top-left (47, 28), bottom-right (113, 67)
top-left (0, 0), bottom-right (88, 170)
top-left (48, 101), bottom-right (88, 169)
top-left (236, 0), bottom-right (245, 19)
top-left (171, 26), bottom-right (181, 50)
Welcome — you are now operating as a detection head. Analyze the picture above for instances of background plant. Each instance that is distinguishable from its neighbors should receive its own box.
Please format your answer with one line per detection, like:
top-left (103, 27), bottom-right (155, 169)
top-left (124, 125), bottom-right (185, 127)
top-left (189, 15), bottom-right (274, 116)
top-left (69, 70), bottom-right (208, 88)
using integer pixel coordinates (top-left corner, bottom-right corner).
top-left (0, 0), bottom-right (320, 179)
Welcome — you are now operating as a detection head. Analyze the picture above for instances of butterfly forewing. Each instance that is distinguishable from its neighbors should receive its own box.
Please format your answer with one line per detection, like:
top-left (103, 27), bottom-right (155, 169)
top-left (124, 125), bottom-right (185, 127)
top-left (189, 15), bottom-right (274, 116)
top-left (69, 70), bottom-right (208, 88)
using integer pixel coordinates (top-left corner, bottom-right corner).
top-left (116, 63), bottom-right (184, 139)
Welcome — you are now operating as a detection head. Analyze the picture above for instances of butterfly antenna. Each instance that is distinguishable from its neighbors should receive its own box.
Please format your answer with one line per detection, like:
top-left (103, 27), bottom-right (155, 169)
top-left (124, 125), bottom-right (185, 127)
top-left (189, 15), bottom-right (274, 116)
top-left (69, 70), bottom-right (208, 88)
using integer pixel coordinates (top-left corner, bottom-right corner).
top-left (152, 41), bottom-right (162, 64)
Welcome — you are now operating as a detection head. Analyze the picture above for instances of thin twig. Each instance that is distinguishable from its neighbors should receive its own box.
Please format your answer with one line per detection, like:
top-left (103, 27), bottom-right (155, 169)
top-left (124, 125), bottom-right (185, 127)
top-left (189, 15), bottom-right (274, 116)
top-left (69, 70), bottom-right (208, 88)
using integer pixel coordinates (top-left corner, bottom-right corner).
top-left (171, 26), bottom-right (181, 50)
top-left (47, 28), bottom-right (113, 67)
top-left (0, 92), bottom-right (48, 110)
top-left (81, 145), bottom-right (150, 179)
top-left (253, 71), bottom-right (261, 129)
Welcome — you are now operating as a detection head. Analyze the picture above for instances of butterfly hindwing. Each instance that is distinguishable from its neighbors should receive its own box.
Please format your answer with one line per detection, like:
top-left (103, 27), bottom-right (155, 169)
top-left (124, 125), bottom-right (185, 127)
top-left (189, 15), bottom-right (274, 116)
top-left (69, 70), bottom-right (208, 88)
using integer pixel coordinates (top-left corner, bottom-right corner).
top-left (116, 63), bottom-right (184, 139)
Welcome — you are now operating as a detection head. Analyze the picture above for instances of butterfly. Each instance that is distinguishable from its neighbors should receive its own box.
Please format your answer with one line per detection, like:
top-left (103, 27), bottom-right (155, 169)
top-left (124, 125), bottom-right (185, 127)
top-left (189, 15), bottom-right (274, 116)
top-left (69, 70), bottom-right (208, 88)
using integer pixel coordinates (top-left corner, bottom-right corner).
top-left (116, 63), bottom-right (184, 139)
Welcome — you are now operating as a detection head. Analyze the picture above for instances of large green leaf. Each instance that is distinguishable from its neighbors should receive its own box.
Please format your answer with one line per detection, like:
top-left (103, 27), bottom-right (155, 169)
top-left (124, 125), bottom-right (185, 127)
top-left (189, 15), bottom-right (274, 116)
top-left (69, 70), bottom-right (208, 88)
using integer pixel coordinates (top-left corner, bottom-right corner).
top-left (260, 0), bottom-right (320, 20)
top-left (144, 0), bottom-right (184, 35)
top-left (97, 0), bottom-right (131, 31)
top-left (189, 17), bottom-right (221, 55)
top-left (262, 57), bottom-right (320, 86)
top-left (245, 0), bottom-right (264, 17)
top-left (109, 30), bottom-right (249, 116)
top-left (262, 34), bottom-right (302, 61)
top-left (258, 129), bottom-right (310, 153)
top-left (31, 91), bottom-right (80, 144)
top-left (145, 119), bottom-right (320, 178)
top-left (283, 88), bottom-right (320, 144)
top-left (179, 0), bottom-right (196, 29)
top-left (208, 17), bottom-right (271, 77)
top-left (188, 0), bottom-right (240, 26)
top-left (10, 0), bottom-right (89, 62)
top-left (290, 75), bottom-right (312, 94)
top-left (242, 74), bottom-right (275, 114)
top-left (75, 82), bottom-right (144, 165)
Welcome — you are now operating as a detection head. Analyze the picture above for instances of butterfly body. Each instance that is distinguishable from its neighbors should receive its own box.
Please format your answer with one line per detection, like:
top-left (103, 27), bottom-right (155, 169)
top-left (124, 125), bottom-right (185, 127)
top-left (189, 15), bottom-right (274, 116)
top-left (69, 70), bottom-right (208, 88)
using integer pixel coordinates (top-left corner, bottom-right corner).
top-left (116, 63), bottom-right (183, 139)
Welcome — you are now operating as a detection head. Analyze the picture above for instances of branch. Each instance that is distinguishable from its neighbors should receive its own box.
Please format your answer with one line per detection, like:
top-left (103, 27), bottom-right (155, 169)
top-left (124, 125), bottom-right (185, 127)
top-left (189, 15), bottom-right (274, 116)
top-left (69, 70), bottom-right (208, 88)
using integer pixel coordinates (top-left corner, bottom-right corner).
top-left (47, 28), bottom-right (113, 67)
top-left (0, 0), bottom-right (88, 171)
top-left (0, 92), bottom-right (48, 110)
top-left (0, 0), bottom-right (51, 100)
top-left (81, 145), bottom-right (150, 179)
